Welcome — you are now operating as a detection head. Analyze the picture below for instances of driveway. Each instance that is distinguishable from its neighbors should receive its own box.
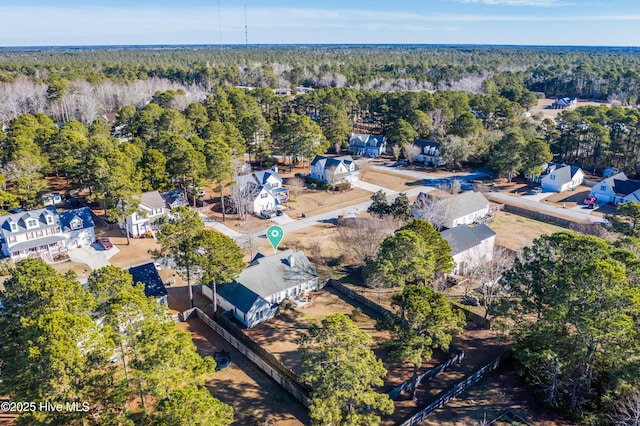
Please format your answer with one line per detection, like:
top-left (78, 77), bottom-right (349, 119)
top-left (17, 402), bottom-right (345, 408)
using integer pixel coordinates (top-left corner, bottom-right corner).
top-left (68, 242), bottom-right (120, 270)
top-left (488, 192), bottom-right (605, 223)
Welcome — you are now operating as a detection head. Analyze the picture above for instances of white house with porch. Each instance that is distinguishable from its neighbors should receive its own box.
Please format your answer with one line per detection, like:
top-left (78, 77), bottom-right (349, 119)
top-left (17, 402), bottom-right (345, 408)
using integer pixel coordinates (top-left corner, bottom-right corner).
top-left (235, 168), bottom-right (289, 215)
top-left (0, 207), bottom-right (95, 263)
top-left (588, 172), bottom-right (640, 205)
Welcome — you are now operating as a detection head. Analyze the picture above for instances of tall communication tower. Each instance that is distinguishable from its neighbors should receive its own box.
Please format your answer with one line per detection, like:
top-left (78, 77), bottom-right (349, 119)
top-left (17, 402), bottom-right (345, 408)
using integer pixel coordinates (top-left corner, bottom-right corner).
top-left (244, 4), bottom-right (248, 46)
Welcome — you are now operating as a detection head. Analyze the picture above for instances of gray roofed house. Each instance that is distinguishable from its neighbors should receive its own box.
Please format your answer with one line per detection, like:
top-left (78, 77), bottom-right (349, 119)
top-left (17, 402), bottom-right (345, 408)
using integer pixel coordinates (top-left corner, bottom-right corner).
top-left (128, 262), bottom-right (168, 304)
top-left (123, 190), bottom-right (169, 238)
top-left (233, 168), bottom-right (289, 215)
top-left (348, 133), bottom-right (387, 157)
top-left (309, 155), bottom-right (359, 184)
top-left (589, 172), bottom-right (640, 205)
top-left (412, 191), bottom-right (490, 229)
top-left (541, 164), bottom-right (584, 192)
top-left (441, 224), bottom-right (496, 275)
top-left (0, 207), bottom-right (67, 263)
top-left (160, 189), bottom-right (188, 209)
top-left (59, 207), bottom-right (96, 249)
top-left (413, 139), bottom-right (445, 166)
top-left (217, 249), bottom-right (319, 328)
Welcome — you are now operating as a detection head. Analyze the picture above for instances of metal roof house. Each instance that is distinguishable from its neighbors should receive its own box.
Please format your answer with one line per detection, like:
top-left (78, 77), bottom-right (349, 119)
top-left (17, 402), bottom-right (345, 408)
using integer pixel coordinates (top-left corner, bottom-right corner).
top-left (217, 249), bottom-right (319, 328)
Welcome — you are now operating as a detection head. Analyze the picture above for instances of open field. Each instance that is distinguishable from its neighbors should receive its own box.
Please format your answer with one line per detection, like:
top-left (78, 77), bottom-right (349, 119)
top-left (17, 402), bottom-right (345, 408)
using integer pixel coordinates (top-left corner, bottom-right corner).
top-left (488, 211), bottom-right (567, 250)
top-left (286, 187), bottom-right (372, 217)
top-left (361, 168), bottom-right (422, 191)
top-left (529, 98), bottom-right (609, 120)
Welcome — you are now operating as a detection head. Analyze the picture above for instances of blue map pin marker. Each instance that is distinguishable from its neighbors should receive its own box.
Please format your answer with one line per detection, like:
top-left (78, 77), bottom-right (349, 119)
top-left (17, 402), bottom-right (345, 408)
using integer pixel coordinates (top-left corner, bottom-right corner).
top-left (266, 225), bottom-right (284, 253)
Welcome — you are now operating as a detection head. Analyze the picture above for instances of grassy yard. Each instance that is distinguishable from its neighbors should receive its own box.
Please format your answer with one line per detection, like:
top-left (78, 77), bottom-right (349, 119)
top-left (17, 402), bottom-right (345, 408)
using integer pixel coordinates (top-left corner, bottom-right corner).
top-left (488, 211), bottom-right (568, 251)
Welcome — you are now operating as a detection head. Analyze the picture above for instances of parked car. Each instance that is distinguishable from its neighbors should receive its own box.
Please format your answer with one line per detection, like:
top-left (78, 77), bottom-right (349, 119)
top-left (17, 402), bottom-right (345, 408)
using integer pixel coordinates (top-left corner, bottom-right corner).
top-left (259, 210), bottom-right (276, 219)
top-left (98, 237), bottom-right (113, 250)
top-left (186, 184), bottom-right (205, 198)
top-left (530, 187), bottom-right (543, 195)
top-left (275, 209), bottom-right (284, 217)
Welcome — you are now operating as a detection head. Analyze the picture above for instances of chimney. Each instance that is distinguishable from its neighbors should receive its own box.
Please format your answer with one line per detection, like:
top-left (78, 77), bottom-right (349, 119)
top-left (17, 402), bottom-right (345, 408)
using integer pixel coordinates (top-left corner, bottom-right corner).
top-left (288, 254), bottom-right (295, 267)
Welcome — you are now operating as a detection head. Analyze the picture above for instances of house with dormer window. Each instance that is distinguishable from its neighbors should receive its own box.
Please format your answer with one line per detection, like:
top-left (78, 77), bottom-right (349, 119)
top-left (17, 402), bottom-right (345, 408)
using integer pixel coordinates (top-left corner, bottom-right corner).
top-left (0, 207), bottom-right (95, 264)
top-left (310, 155), bottom-right (359, 184)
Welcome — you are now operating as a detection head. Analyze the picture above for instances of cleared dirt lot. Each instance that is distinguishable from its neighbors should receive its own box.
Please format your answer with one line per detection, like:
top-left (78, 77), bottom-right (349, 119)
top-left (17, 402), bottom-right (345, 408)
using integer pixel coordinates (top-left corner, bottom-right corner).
top-left (529, 98), bottom-right (609, 120)
top-left (167, 286), bottom-right (308, 426)
top-left (361, 169), bottom-right (423, 192)
top-left (488, 211), bottom-right (568, 251)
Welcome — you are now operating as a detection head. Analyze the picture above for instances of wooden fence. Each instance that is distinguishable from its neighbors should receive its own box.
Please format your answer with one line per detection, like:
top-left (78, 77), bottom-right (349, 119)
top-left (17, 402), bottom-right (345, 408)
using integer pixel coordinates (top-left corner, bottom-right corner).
top-left (388, 350), bottom-right (465, 399)
top-left (194, 308), bottom-right (310, 407)
top-left (398, 355), bottom-right (504, 426)
top-left (326, 279), bottom-right (394, 319)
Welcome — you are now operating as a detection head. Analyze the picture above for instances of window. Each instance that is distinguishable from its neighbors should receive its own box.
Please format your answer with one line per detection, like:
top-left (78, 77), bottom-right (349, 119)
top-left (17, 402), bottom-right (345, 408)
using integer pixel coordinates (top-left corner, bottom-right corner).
top-left (260, 192), bottom-right (268, 199)
top-left (600, 184), bottom-right (607, 191)
top-left (26, 219), bottom-right (37, 228)
top-left (9, 222), bottom-right (17, 232)
top-left (550, 175), bottom-right (556, 181)
top-left (45, 214), bottom-right (53, 225)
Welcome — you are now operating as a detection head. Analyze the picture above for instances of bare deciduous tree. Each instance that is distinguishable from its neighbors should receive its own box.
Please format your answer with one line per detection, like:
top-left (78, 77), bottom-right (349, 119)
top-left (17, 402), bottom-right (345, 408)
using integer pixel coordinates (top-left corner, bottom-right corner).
top-left (335, 216), bottom-right (401, 263)
top-left (611, 386), bottom-right (640, 426)
top-left (287, 176), bottom-right (306, 201)
top-left (469, 246), bottom-right (516, 320)
top-left (412, 192), bottom-right (452, 231)
top-left (355, 160), bottom-right (370, 181)
top-left (403, 144), bottom-right (421, 164)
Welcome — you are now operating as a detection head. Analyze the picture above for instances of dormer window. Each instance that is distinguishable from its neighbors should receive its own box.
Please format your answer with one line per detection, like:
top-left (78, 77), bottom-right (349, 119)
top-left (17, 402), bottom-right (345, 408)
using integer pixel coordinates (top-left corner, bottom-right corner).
top-left (45, 214), bottom-right (54, 225)
top-left (8, 221), bottom-right (17, 232)
top-left (70, 218), bottom-right (82, 230)
top-left (26, 218), bottom-right (38, 229)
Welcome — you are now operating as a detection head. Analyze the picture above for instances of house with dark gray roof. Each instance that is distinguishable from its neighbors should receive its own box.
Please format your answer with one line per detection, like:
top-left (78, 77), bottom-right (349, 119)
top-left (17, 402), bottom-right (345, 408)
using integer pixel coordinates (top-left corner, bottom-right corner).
top-left (589, 172), bottom-right (640, 205)
top-left (160, 189), bottom-right (188, 209)
top-left (349, 133), bottom-right (387, 157)
top-left (541, 164), bottom-right (584, 192)
top-left (441, 224), bottom-right (496, 275)
top-left (128, 262), bottom-right (168, 304)
top-left (217, 249), bottom-right (319, 328)
top-left (413, 139), bottom-right (445, 166)
top-left (0, 207), bottom-right (95, 263)
top-left (309, 155), bottom-right (359, 184)
top-left (235, 168), bottom-right (289, 215)
top-left (412, 191), bottom-right (490, 230)
top-left (551, 97), bottom-right (577, 110)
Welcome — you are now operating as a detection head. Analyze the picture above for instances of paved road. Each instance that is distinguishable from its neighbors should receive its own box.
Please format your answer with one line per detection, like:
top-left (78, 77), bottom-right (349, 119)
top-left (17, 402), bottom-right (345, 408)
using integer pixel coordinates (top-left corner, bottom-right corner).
top-left (488, 191), bottom-right (606, 223)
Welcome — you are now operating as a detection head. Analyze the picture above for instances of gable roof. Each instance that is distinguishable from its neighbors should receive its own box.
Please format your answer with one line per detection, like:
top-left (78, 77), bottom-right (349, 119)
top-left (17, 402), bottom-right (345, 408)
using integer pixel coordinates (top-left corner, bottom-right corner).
top-left (59, 208), bottom-right (95, 231)
top-left (235, 249), bottom-right (318, 299)
top-left (614, 179), bottom-right (640, 196)
top-left (0, 207), bottom-right (59, 236)
top-left (236, 169), bottom-right (283, 191)
top-left (441, 224), bottom-right (496, 256)
top-left (414, 191), bottom-right (489, 221)
top-left (545, 165), bottom-right (582, 183)
top-left (217, 282), bottom-right (262, 313)
top-left (310, 155), bottom-right (358, 172)
top-left (413, 139), bottom-right (440, 151)
top-left (160, 189), bottom-right (188, 208)
top-left (349, 133), bottom-right (386, 148)
top-left (140, 191), bottom-right (166, 210)
top-left (128, 262), bottom-right (167, 299)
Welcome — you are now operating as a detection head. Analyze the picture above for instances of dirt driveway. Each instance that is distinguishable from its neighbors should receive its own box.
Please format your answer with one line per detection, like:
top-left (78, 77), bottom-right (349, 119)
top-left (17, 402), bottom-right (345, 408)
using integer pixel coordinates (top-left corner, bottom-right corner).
top-left (167, 287), bottom-right (308, 425)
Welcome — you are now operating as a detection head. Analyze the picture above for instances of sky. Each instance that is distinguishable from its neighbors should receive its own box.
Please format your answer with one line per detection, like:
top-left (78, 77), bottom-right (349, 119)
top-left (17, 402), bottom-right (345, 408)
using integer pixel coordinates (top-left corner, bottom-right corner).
top-left (1, 0), bottom-right (640, 47)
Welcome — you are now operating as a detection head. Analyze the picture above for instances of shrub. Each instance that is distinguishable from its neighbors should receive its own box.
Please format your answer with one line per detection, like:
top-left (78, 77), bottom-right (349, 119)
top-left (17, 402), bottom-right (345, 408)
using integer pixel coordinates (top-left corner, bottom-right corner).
top-left (333, 182), bottom-right (351, 192)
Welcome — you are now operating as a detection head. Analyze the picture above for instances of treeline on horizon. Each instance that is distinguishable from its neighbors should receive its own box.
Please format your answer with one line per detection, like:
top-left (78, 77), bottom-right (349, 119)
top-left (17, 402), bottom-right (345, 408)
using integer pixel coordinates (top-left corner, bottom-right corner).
top-left (1, 45), bottom-right (640, 103)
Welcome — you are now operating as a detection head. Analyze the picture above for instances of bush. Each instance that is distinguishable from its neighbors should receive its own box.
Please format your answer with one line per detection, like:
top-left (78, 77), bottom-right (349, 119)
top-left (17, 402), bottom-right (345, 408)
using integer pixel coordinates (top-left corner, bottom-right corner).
top-left (302, 175), bottom-right (331, 190)
top-left (333, 182), bottom-right (351, 192)
top-left (0, 258), bottom-right (15, 276)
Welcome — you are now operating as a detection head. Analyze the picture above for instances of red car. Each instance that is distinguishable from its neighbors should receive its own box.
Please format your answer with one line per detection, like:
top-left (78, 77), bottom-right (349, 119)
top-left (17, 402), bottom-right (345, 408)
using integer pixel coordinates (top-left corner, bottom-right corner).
top-left (98, 237), bottom-right (113, 250)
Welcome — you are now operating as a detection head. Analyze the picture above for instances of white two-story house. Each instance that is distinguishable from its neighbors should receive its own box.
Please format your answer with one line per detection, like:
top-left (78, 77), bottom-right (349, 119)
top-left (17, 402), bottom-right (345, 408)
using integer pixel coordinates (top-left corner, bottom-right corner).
top-left (309, 155), bottom-right (359, 184)
top-left (0, 207), bottom-right (95, 263)
top-left (235, 168), bottom-right (289, 215)
top-left (123, 191), bottom-right (168, 238)
top-left (589, 172), bottom-right (640, 205)
top-left (413, 139), bottom-right (445, 166)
